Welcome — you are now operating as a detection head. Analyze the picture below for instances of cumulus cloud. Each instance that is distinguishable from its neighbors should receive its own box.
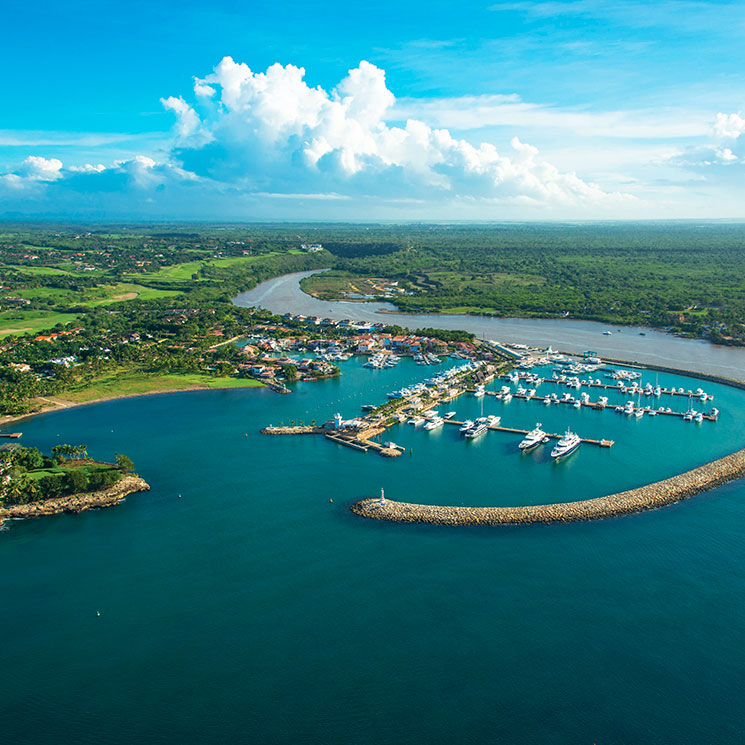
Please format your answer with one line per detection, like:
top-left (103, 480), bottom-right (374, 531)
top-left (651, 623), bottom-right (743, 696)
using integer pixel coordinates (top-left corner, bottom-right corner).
top-left (18, 156), bottom-right (64, 180)
top-left (167, 57), bottom-right (631, 207)
top-left (669, 109), bottom-right (745, 170)
top-left (0, 57), bottom-right (635, 217)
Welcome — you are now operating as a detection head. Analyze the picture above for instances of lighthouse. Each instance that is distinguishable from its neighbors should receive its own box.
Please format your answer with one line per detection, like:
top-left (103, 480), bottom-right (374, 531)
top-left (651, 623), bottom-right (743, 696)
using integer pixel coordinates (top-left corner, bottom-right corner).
top-left (380, 488), bottom-right (385, 505)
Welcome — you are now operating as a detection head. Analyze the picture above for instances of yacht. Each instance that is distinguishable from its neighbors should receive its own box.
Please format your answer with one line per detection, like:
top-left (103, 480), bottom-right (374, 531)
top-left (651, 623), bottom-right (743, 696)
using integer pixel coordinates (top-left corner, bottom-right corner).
top-left (443, 411), bottom-right (456, 419)
top-left (473, 385), bottom-right (486, 398)
top-left (464, 422), bottom-right (488, 439)
top-left (407, 416), bottom-right (425, 426)
top-left (423, 417), bottom-right (444, 431)
top-left (694, 412), bottom-right (704, 423)
top-left (459, 419), bottom-right (475, 433)
top-left (518, 423), bottom-right (549, 451)
top-left (550, 429), bottom-right (582, 459)
top-left (502, 392), bottom-right (513, 403)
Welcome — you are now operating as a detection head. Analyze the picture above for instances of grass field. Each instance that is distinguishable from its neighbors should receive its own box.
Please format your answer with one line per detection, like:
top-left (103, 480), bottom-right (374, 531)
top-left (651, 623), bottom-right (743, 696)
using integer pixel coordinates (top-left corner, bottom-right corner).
top-left (26, 462), bottom-right (119, 481)
top-left (126, 253), bottom-right (281, 283)
top-left (0, 309), bottom-right (81, 337)
top-left (58, 370), bottom-right (265, 403)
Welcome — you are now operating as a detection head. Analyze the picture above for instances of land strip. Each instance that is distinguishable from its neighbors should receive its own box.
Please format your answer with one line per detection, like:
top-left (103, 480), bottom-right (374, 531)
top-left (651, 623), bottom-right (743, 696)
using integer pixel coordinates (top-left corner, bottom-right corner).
top-left (1, 475), bottom-right (150, 521)
top-left (351, 448), bottom-right (745, 526)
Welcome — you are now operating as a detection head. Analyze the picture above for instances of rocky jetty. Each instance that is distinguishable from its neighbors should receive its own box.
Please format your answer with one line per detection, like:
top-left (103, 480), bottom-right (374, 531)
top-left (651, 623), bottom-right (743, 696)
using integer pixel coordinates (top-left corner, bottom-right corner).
top-left (351, 448), bottom-right (745, 526)
top-left (1, 475), bottom-right (150, 522)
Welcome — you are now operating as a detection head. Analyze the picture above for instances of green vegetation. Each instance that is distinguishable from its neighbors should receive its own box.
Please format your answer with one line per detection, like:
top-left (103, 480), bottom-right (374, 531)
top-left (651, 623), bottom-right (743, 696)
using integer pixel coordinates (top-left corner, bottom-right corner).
top-left (298, 223), bottom-right (745, 345)
top-left (0, 444), bottom-right (133, 506)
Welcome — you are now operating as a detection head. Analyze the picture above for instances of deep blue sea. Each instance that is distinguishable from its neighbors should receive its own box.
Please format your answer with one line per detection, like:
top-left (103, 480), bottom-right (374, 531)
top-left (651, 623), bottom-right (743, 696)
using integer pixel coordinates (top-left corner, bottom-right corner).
top-left (2, 350), bottom-right (745, 745)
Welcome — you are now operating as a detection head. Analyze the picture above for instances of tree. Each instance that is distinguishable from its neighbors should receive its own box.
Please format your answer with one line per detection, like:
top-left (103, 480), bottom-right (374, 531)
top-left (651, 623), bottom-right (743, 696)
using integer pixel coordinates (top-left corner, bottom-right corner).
top-left (115, 453), bottom-right (135, 473)
top-left (65, 469), bottom-right (88, 494)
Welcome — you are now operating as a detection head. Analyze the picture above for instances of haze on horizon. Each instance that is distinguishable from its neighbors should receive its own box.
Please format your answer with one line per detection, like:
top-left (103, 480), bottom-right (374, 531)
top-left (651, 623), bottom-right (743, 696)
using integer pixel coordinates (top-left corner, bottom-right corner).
top-left (2, 0), bottom-right (745, 221)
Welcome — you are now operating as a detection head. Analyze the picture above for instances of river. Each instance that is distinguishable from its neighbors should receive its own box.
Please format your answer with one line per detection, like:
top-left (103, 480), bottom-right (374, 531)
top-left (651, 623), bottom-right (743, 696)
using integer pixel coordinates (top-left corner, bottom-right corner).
top-left (234, 270), bottom-right (745, 378)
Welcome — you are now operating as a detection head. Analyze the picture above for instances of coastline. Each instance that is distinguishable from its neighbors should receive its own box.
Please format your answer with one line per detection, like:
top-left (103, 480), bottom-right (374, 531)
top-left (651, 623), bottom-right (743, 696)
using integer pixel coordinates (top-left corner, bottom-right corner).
top-left (0, 381), bottom-right (267, 429)
top-left (0, 474), bottom-right (151, 523)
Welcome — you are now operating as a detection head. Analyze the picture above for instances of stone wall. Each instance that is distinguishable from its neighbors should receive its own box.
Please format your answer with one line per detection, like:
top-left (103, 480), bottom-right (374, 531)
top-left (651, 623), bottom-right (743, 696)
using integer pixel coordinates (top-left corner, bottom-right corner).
top-left (351, 448), bottom-right (745, 526)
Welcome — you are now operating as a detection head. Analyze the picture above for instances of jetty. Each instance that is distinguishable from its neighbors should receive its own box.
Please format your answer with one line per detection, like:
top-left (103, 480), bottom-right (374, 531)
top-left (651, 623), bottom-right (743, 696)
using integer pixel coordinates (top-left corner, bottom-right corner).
top-left (351, 447), bottom-right (745, 526)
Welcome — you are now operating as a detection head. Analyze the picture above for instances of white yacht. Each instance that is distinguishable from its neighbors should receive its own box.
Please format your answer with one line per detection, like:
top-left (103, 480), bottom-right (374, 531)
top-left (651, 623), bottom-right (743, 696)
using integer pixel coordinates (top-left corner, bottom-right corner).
top-left (459, 419), bottom-right (475, 433)
top-left (423, 417), bottom-right (444, 431)
top-left (518, 423), bottom-right (549, 451)
top-left (473, 385), bottom-right (486, 398)
top-left (550, 429), bottom-right (582, 459)
top-left (464, 422), bottom-right (488, 439)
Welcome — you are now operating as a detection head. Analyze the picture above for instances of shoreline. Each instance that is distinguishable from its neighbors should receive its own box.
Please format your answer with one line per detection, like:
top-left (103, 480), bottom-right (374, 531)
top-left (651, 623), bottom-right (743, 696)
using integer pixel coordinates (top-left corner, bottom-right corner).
top-left (0, 381), bottom-right (267, 428)
top-left (0, 475), bottom-right (151, 523)
top-left (298, 271), bottom-right (743, 348)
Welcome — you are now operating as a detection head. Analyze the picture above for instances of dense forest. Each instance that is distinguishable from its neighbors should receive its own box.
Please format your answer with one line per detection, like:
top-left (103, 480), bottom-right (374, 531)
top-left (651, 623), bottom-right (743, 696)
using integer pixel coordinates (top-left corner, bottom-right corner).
top-left (295, 222), bottom-right (745, 344)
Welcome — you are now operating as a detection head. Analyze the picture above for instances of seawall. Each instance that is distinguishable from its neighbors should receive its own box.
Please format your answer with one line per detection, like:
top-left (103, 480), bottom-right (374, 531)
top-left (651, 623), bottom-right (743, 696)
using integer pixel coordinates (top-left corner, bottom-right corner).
top-left (351, 449), bottom-right (745, 526)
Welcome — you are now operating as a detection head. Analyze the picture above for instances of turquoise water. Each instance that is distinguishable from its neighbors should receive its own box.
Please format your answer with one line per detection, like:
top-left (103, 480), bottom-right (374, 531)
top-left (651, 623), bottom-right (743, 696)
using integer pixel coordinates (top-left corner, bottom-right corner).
top-left (2, 357), bottom-right (745, 744)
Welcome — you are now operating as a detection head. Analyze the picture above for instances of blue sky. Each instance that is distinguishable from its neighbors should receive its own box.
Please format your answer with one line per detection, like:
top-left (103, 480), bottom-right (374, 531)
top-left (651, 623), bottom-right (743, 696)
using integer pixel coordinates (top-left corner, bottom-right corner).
top-left (2, 0), bottom-right (745, 219)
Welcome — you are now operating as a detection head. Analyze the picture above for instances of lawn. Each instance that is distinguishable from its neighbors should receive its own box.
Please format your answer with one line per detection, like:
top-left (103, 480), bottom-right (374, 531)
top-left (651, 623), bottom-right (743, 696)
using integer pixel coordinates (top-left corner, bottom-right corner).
top-left (26, 462), bottom-right (119, 481)
top-left (0, 309), bottom-right (81, 337)
top-left (58, 370), bottom-right (265, 403)
top-left (124, 253), bottom-right (281, 283)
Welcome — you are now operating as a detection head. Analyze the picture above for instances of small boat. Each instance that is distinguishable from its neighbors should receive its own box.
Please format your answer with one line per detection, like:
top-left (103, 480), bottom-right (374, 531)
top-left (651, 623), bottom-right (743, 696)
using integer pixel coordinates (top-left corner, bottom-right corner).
top-left (603, 331), bottom-right (612, 335)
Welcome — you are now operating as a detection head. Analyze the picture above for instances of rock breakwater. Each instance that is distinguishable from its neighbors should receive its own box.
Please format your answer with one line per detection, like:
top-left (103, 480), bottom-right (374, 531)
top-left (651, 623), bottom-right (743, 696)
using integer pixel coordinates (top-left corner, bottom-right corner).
top-left (351, 448), bottom-right (745, 526)
top-left (1, 475), bottom-right (150, 522)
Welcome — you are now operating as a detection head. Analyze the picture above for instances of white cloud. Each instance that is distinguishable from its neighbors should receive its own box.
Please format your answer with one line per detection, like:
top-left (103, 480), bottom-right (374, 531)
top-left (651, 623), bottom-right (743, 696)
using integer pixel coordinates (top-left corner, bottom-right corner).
top-left (18, 155), bottom-right (63, 180)
top-left (164, 57), bottom-right (632, 208)
top-left (714, 112), bottom-right (745, 140)
top-left (1, 57), bottom-right (643, 217)
top-left (393, 95), bottom-right (711, 140)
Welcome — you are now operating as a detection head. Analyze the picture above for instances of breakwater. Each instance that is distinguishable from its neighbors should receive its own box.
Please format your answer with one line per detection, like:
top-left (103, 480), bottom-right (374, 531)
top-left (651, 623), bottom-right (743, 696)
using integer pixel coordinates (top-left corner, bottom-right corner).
top-left (351, 447), bottom-right (745, 525)
top-left (0, 475), bottom-right (150, 522)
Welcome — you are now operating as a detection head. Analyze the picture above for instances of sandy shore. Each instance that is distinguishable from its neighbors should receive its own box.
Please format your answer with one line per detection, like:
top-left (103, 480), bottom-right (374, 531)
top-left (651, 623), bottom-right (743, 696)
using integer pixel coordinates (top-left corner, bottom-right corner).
top-left (0, 475), bottom-right (151, 523)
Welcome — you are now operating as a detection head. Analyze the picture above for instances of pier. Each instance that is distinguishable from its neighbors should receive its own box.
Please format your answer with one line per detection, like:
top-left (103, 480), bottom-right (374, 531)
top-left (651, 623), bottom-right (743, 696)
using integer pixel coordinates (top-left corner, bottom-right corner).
top-left (441, 419), bottom-right (614, 447)
top-left (485, 390), bottom-right (717, 420)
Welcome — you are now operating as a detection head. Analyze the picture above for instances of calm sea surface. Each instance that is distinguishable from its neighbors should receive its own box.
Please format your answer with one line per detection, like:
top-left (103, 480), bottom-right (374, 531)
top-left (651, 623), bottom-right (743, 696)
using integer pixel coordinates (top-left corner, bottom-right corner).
top-left (2, 276), bottom-right (745, 745)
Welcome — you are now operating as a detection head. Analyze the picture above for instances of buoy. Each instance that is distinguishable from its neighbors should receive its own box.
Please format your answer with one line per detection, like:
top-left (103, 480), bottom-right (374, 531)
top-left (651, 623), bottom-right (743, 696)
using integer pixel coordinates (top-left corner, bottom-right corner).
top-left (329, 498), bottom-right (333, 503)
top-left (96, 611), bottom-right (100, 617)
top-left (245, 433), bottom-right (247, 437)
top-left (178, 494), bottom-right (182, 499)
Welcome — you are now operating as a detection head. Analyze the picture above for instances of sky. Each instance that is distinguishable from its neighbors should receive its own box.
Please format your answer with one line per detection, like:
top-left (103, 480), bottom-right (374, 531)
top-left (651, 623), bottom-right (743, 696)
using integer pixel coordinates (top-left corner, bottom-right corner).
top-left (2, 0), bottom-right (745, 220)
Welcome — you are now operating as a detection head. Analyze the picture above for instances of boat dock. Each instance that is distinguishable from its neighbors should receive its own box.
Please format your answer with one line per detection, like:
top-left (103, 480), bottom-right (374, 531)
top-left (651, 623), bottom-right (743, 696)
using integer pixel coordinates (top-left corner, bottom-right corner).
top-left (0, 433), bottom-right (22, 439)
top-left (485, 390), bottom-right (717, 420)
top-left (511, 375), bottom-right (713, 399)
top-left (441, 419), bottom-right (614, 447)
